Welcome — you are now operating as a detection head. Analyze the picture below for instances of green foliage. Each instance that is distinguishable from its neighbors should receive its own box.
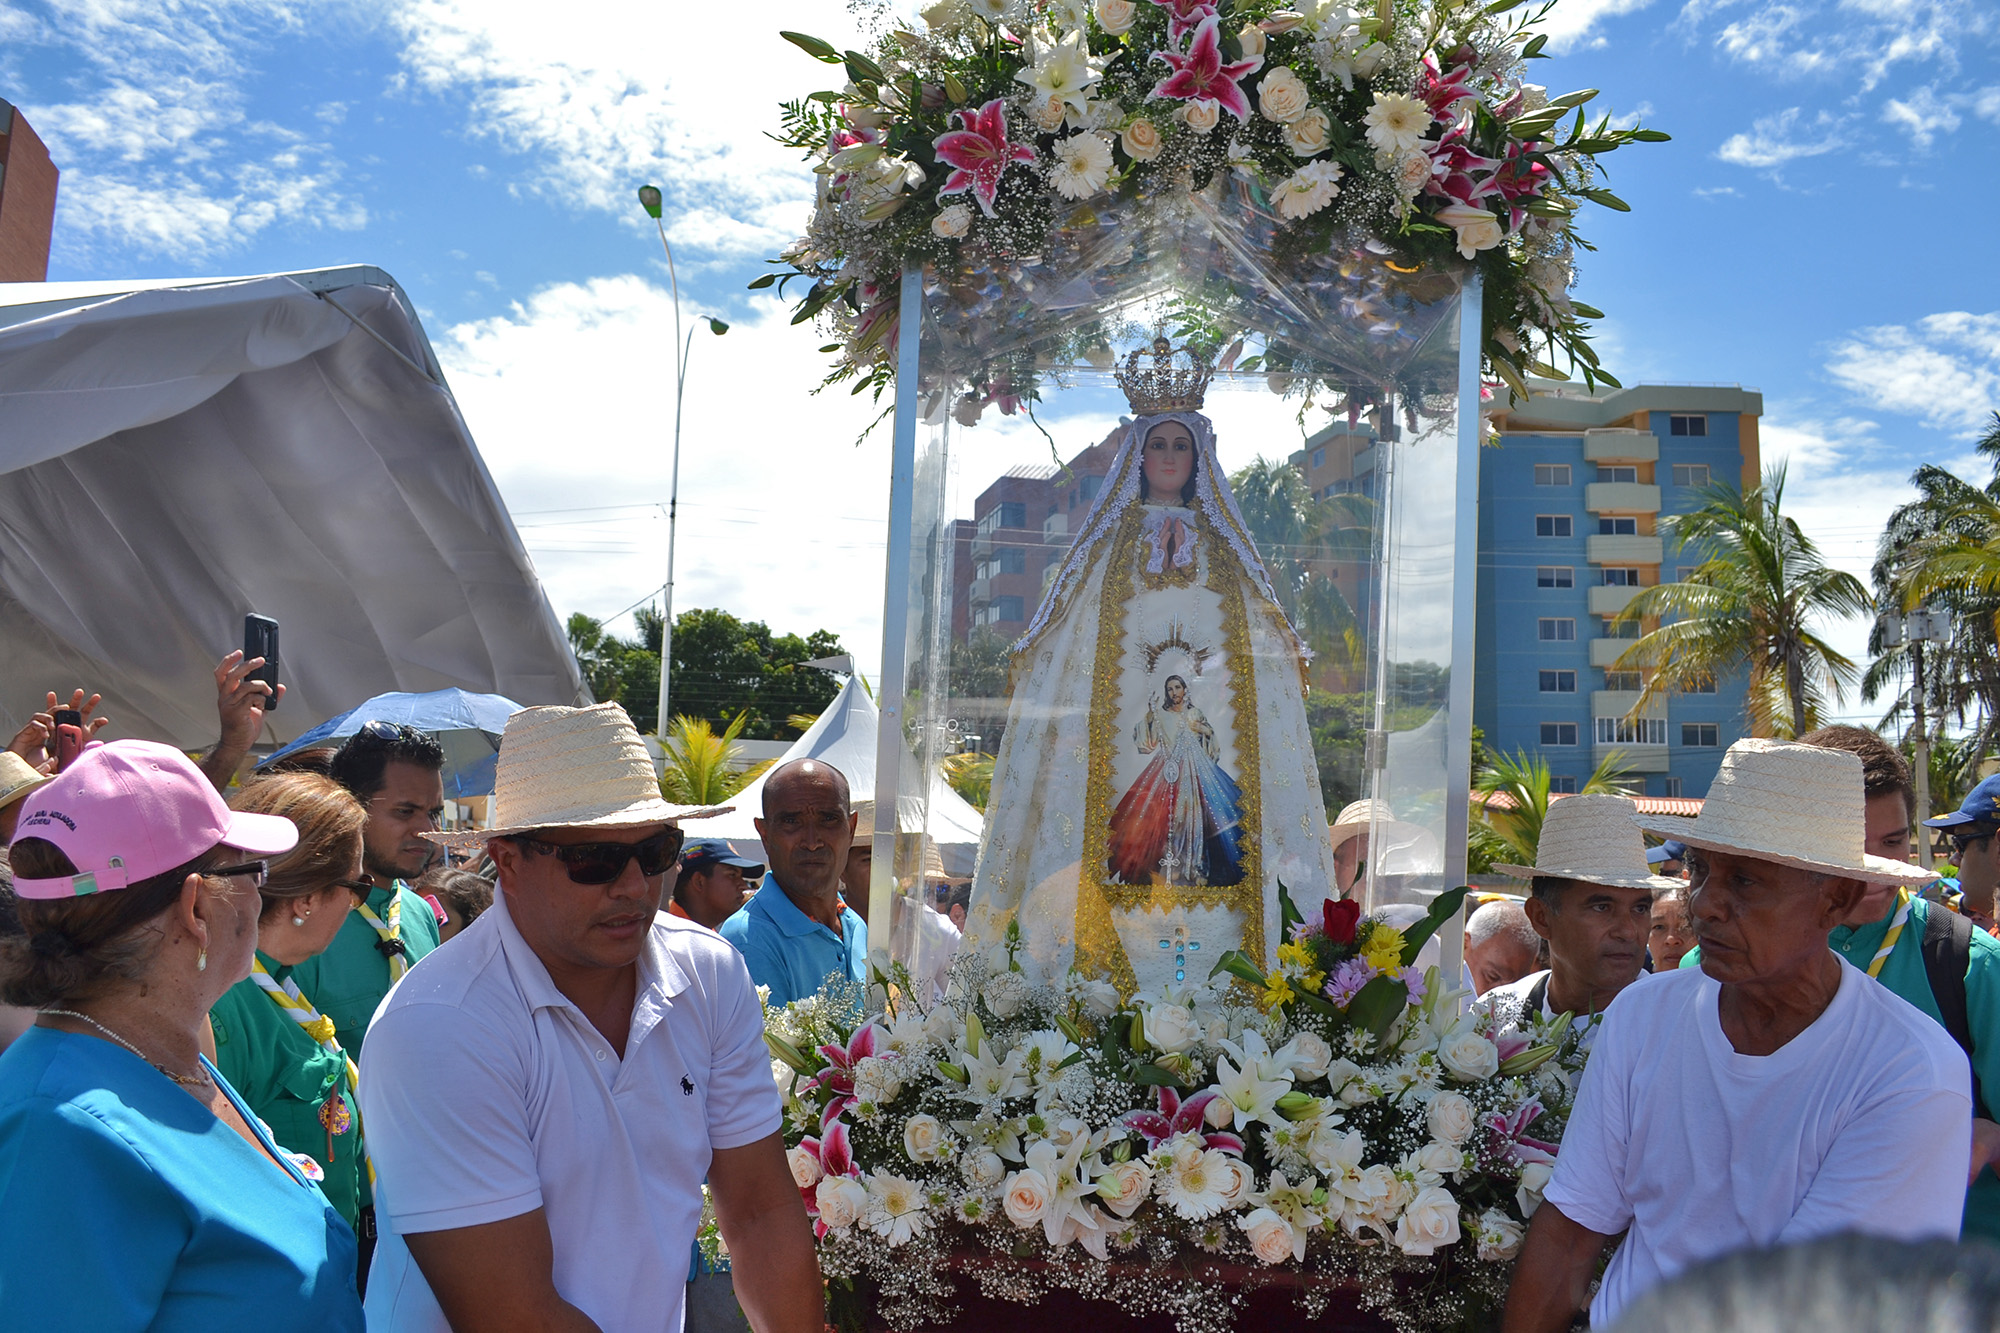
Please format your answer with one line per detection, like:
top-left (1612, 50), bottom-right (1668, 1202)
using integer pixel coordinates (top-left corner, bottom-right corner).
top-left (947, 630), bottom-right (1014, 700)
top-left (565, 606), bottom-right (846, 739)
top-left (942, 751), bottom-right (995, 812)
top-left (1614, 463), bottom-right (1871, 740)
top-left (1306, 689), bottom-right (1370, 816)
top-left (1228, 457), bottom-right (1371, 671)
top-left (659, 712), bottom-right (765, 805)
top-left (1471, 748), bottom-right (1631, 869)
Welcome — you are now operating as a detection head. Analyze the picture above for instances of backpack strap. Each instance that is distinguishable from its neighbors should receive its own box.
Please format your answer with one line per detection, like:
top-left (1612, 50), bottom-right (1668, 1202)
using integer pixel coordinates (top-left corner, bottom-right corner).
top-left (1921, 902), bottom-right (1991, 1121)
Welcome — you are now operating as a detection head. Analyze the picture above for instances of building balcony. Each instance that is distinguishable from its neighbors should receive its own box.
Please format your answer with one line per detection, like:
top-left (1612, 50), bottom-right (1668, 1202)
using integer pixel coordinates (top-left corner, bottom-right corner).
top-left (971, 531), bottom-right (995, 560)
top-left (1592, 689), bottom-right (1663, 719)
top-left (1595, 742), bottom-right (1670, 773)
top-left (969, 577), bottom-right (992, 608)
top-left (1585, 482), bottom-right (1661, 515)
top-left (1043, 512), bottom-right (1069, 542)
top-left (1583, 429), bottom-right (1658, 463)
top-left (1588, 584), bottom-right (1645, 617)
top-left (1353, 445), bottom-right (1377, 477)
top-left (1590, 638), bottom-right (1640, 668)
top-left (1587, 533), bottom-right (1664, 566)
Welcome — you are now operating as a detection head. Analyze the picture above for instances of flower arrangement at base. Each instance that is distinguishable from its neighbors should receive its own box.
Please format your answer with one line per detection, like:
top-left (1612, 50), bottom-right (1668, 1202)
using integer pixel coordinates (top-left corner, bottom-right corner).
top-left (764, 886), bottom-right (1590, 1333)
top-left (761, 0), bottom-right (1667, 410)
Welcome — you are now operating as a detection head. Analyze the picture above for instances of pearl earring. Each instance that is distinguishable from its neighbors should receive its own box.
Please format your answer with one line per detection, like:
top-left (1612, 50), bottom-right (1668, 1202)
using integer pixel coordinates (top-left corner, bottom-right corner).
top-left (292, 914), bottom-right (306, 927)
top-left (196, 947), bottom-right (207, 973)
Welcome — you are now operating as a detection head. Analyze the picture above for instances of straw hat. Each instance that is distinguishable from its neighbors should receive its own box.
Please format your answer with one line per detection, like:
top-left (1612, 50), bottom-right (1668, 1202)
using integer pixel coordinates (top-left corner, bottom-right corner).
top-left (0, 752), bottom-right (53, 814)
top-left (918, 843), bottom-right (970, 886)
top-left (1632, 738), bottom-right (1934, 886)
top-left (1327, 798), bottom-right (1416, 851)
top-left (1492, 794), bottom-right (1682, 890)
top-left (426, 702), bottom-right (728, 847)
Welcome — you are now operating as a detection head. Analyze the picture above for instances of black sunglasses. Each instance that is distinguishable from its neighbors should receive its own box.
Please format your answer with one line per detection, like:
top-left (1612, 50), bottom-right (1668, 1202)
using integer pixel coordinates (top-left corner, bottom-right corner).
top-left (1953, 831), bottom-right (1995, 856)
top-left (513, 828), bottom-right (685, 885)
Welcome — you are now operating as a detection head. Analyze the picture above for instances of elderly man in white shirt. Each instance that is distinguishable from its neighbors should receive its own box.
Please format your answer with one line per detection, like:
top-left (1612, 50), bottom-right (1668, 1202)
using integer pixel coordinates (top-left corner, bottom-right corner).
top-left (359, 703), bottom-right (822, 1333)
top-left (1502, 740), bottom-right (1968, 1332)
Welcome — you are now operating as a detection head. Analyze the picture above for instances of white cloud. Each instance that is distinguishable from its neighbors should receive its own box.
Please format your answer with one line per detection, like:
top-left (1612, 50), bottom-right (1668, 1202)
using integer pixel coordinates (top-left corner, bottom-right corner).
top-left (384, 0), bottom-right (880, 252)
top-left (1705, 0), bottom-right (1985, 91)
top-left (1534, 0), bottom-right (1659, 51)
top-left (1881, 83), bottom-right (2000, 148)
top-left (1716, 107), bottom-right (1846, 168)
top-left (1824, 312), bottom-right (2000, 438)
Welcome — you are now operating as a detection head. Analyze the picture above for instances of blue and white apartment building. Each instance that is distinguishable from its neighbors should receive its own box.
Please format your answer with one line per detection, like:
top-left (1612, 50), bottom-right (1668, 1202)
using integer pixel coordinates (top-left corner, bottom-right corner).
top-left (1473, 382), bottom-right (1763, 798)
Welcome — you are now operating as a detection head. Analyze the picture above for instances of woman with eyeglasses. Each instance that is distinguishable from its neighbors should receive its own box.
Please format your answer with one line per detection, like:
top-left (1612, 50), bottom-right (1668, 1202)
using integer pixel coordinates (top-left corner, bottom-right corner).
top-left (207, 774), bottom-right (373, 1246)
top-left (0, 742), bottom-right (362, 1329)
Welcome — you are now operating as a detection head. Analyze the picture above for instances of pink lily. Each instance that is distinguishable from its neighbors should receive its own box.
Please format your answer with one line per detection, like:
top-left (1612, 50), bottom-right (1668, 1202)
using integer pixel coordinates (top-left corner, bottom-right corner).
top-left (1418, 53), bottom-right (1477, 120)
top-left (1120, 1085), bottom-right (1246, 1154)
top-left (804, 1021), bottom-right (881, 1125)
top-left (1149, 0), bottom-right (1219, 44)
top-left (796, 1120), bottom-right (857, 1237)
top-left (1490, 140), bottom-right (1550, 202)
top-left (1150, 15), bottom-right (1262, 124)
top-left (1425, 131), bottom-right (1503, 205)
top-left (933, 99), bottom-right (1036, 218)
top-left (1486, 1098), bottom-right (1560, 1167)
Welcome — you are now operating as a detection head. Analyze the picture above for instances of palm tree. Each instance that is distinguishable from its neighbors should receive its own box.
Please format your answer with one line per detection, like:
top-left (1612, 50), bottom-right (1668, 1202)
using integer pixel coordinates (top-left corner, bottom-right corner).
top-left (1613, 463), bottom-right (1871, 740)
top-left (941, 751), bottom-right (994, 812)
top-left (1228, 457), bottom-right (1372, 671)
top-left (658, 711), bottom-right (768, 805)
top-left (1469, 748), bottom-right (1632, 872)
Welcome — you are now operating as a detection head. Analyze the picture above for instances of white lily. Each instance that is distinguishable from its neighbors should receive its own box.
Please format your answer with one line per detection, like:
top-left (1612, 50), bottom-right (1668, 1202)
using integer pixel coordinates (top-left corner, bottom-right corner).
top-left (1024, 1136), bottom-right (1103, 1247)
top-left (1219, 1029), bottom-right (1297, 1085)
top-left (1213, 1050), bottom-right (1291, 1131)
top-left (956, 1044), bottom-right (1028, 1106)
top-left (1013, 28), bottom-right (1106, 118)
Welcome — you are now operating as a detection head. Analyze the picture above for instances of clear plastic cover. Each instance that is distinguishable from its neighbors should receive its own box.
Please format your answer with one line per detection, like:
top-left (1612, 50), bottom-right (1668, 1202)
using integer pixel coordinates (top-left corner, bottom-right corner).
top-left (872, 183), bottom-right (1477, 993)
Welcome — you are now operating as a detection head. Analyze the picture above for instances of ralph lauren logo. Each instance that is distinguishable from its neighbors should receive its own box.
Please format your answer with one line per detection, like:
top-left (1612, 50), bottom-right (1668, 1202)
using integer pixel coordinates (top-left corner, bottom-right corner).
top-left (681, 1076), bottom-right (694, 1095)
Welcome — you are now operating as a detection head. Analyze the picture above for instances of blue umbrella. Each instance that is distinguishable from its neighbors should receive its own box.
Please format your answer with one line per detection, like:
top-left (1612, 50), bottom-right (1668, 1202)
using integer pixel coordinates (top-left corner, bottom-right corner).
top-left (258, 689), bottom-right (525, 798)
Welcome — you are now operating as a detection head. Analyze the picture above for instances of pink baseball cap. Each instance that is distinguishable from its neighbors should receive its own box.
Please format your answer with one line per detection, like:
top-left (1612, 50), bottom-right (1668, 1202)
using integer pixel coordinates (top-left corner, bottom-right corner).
top-left (12, 740), bottom-right (298, 900)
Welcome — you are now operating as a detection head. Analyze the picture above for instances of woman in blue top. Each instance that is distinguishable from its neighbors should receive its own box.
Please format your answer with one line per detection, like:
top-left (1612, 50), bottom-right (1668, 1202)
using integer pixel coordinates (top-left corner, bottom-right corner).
top-left (0, 740), bottom-right (364, 1330)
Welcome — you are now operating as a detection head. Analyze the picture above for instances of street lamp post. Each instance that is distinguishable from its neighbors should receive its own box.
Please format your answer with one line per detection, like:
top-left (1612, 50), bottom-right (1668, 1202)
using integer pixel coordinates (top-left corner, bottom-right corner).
top-left (638, 184), bottom-right (728, 738)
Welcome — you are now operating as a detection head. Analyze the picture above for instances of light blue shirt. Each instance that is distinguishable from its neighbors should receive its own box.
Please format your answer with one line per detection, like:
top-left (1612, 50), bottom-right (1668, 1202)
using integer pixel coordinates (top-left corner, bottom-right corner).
top-left (0, 1026), bottom-right (362, 1331)
top-left (719, 874), bottom-right (867, 1006)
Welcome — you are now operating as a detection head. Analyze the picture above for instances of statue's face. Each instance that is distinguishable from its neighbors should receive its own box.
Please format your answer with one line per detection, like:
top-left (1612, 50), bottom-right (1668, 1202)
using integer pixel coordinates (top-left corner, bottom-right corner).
top-left (1142, 421), bottom-right (1195, 499)
top-left (1165, 677), bottom-right (1187, 704)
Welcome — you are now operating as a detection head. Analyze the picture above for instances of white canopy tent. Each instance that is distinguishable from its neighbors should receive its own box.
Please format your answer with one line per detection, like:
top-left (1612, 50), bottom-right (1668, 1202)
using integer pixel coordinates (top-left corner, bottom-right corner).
top-left (705, 674), bottom-right (986, 872)
top-left (0, 267), bottom-right (584, 749)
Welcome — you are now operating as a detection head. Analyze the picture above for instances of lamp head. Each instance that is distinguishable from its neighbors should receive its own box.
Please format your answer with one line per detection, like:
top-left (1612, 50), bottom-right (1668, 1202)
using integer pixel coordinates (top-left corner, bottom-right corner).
top-left (637, 184), bottom-right (663, 219)
top-left (706, 317), bottom-right (730, 336)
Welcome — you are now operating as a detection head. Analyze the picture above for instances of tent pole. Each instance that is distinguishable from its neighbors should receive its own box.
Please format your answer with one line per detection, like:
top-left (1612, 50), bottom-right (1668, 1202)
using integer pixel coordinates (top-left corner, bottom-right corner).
top-left (869, 269), bottom-right (923, 962)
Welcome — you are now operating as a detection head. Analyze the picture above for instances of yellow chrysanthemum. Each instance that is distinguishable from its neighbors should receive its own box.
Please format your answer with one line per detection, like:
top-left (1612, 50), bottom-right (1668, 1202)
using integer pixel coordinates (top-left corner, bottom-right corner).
top-left (1261, 972), bottom-right (1296, 1012)
top-left (1362, 924), bottom-right (1405, 974)
top-left (1276, 939), bottom-right (1315, 973)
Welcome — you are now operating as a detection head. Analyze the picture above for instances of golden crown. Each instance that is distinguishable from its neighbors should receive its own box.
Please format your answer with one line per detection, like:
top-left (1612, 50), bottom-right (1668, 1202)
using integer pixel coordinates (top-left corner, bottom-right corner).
top-left (1113, 336), bottom-right (1213, 415)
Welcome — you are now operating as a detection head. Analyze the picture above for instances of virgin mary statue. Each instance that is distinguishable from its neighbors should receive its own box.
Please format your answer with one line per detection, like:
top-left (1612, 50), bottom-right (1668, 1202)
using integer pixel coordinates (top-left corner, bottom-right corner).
top-left (963, 339), bottom-right (1338, 996)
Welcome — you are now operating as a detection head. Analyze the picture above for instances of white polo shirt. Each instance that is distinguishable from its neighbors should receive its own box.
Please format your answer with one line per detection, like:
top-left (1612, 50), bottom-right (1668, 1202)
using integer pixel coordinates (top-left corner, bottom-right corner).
top-left (358, 888), bottom-right (782, 1331)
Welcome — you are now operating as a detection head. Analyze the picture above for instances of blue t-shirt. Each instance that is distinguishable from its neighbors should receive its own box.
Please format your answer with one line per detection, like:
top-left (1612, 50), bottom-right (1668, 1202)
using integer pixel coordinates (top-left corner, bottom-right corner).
top-left (719, 874), bottom-right (867, 1007)
top-left (0, 1026), bottom-right (362, 1331)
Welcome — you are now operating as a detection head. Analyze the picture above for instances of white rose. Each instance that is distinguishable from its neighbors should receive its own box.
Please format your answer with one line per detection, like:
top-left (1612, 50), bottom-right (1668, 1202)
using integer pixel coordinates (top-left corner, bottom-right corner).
top-left (1435, 202), bottom-right (1506, 260)
top-left (1393, 1185), bottom-right (1462, 1256)
top-left (1416, 1140), bottom-right (1463, 1180)
top-left (1215, 1155), bottom-right (1253, 1207)
top-left (1096, 1159), bottom-right (1154, 1217)
top-left (1237, 23), bottom-right (1266, 57)
top-left (1257, 67), bottom-right (1311, 124)
top-left (904, 1114), bottom-right (949, 1163)
top-left (1182, 100), bottom-right (1220, 134)
top-left (932, 203), bottom-right (973, 239)
top-left (1283, 1031), bottom-right (1333, 1081)
top-left (1142, 1002), bottom-right (1201, 1054)
top-left (1427, 1092), bottom-right (1477, 1145)
top-left (962, 1147), bottom-right (1007, 1191)
top-left (815, 1175), bottom-right (868, 1231)
top-left (1477, 1208), bottom-right (1526, 1261)
top-left (1002, 1168), bottom-right (1052, 1228)
top-left (1283, 108), bottom-right (1331, 157)
top-left (1439, 1031), bottom-right (1500, 1082)
top-left (788, 1146), bottom-right (824, 1190)
top-left (1391, 149), bottom-right (1433, 199)
top-left (1352, 1163), bottom-right (1399, 1219)
top-left (1351, 40), bottom-right (1389, 78)
top-left (853, 1055), bottom-right (903, 1105)
top-left (1205, 1093), bottom-right (1235, 1129)
top-left (985, 970), bottom-right (1031, 1019)
top-left (1033, 92), bottom-right (1068, 132)
top-left (1516, 1161), bottom-right (1553, 1217)
top-left (1238, 1206), bottom-right (1299, 1264)
top-left (1095, 0), bottom-right (1136, 33)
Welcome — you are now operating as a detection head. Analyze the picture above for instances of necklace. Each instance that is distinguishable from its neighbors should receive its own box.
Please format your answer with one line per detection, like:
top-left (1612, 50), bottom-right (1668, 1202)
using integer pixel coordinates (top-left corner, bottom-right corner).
top-left (39, 1008), bottom-right (211, 1089)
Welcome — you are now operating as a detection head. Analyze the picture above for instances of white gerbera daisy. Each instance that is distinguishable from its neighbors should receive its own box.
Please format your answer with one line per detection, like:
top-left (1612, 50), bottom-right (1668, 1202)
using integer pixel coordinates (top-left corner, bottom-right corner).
top-left (1157, 1144), bottom-right (1234, 1220)
top-left (1049, 132), bottom-right (1113, 200)
top-left (1364, 92), bottom-right (1431, 155)
top-left (866, 1172), bottom-right (931, 1245)
top-left (1272, 159), bottom-right (1344, 220)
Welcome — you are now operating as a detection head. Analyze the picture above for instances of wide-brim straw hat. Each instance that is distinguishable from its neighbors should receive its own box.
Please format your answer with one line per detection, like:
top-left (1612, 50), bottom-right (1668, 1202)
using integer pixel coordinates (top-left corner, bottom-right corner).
top-left (1492, 793), bottom-right (1683, 890)
top-left (425, 702), bottom-right (728, 847)
top-left (1327, 798), bottom-right (1419, 851)
top-left (918, 842), bottom-right (970, 886)
top-left (1632, 738), bottom-right (1935, 886)
top-left (0, 752), bottom-right (53, 812)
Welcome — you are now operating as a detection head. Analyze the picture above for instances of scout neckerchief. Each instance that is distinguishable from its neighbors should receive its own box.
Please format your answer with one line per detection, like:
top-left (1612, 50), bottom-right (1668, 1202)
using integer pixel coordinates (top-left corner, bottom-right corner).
top-left (249, 958), bottom-right (373, 1187)
top-left (1867, 889), bottom-right (1914, 980)
top-left (356, 887), bottom-right (410, 982)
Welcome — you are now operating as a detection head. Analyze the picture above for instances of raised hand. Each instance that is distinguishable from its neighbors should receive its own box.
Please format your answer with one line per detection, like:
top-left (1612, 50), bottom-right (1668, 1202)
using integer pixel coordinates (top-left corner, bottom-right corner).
top-left (200, 651), bottom-right (286, 792)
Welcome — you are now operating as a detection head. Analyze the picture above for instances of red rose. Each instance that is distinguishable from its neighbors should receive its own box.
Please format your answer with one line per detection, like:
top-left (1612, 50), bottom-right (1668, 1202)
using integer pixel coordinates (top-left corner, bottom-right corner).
top-left (1323, 897), bottom-right (1361, 945)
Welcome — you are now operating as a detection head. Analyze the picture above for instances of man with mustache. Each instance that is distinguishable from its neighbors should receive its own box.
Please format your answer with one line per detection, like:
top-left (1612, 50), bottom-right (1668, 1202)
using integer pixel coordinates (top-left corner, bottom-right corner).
top-left (721, 759), bottom-right (868, 1007)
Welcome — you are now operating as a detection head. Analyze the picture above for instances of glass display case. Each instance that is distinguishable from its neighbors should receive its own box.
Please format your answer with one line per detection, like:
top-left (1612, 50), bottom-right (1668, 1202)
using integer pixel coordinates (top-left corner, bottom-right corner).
top-left (866, 180), bottom-right (1483, 992)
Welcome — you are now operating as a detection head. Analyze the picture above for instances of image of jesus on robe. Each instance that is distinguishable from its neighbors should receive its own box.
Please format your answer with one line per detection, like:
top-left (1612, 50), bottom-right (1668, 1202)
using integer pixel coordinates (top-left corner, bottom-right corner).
top-left (1106, 673), bottom-right (1246, 887)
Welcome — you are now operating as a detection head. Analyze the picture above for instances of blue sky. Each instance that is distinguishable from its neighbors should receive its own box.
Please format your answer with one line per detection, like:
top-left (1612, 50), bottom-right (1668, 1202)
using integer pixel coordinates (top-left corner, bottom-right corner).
top-left (3, 0), bottom-right (1995, 722)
